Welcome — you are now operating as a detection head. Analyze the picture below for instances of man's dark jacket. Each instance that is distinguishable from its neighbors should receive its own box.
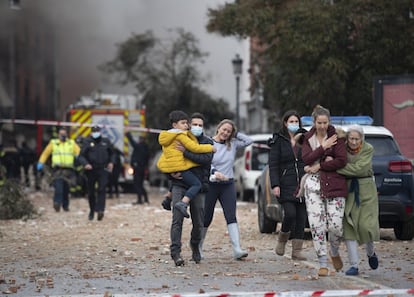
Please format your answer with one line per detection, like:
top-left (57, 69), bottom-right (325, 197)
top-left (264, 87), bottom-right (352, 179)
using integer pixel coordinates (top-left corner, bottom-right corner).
top-left (78, 136), bottom-right (115, 169)
top-left (171, 133), bottom-right (213, 193)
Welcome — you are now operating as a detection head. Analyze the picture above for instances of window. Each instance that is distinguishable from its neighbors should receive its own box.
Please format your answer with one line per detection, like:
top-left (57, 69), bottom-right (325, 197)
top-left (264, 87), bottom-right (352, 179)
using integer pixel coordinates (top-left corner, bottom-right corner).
top-left (365, 136), bottom-right (400, 157)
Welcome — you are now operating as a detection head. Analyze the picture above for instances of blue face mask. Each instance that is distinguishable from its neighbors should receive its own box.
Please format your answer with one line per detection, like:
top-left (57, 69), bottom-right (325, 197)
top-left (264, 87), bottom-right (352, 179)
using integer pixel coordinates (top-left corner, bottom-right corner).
top-left (190, 126), bottom-right (203, 137)
top-left (92, 132), bottom-right (101, 139)
top-left (287, 123), bottom-right (299, 133)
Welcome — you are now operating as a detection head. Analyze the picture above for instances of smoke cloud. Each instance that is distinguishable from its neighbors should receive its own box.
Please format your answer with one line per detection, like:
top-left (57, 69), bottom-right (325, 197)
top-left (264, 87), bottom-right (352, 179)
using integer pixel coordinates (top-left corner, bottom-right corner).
top-left (25, 0), bottom-right (245, 110)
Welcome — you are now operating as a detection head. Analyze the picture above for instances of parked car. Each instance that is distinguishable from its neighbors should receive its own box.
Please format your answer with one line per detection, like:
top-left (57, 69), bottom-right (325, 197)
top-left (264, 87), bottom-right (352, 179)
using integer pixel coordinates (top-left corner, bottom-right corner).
top-left (256, 121), bottom-right (414, 240)
top-left (148, 150), bottom-right (169, 189)
top-left (234, 134), bottom-right (272, 201)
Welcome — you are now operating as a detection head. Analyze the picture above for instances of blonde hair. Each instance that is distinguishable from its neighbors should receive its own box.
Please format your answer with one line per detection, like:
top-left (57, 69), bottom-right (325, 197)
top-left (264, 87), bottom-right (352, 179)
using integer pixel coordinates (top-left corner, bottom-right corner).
top-left (215, 119), bottom-right (237, 149)
top-left (311, 105), bottom-right (331, 121)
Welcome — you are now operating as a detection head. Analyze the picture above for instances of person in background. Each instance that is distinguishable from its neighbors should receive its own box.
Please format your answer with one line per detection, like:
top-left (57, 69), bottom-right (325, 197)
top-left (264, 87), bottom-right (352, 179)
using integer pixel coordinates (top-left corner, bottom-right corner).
top-left (37, 127), bottom-right (80, 212)
top-left (201, 119), bottom-right (252, 260)
top-left (157, 110), bottom-right (215, 218)
top-left (2, 139), bottom-right (21, 182)
top-left (300, 105), bottom-right (347, 276)
top-left (20, 141), bottom-right (36, 187)
top-left (268, 110), bottom-right (307, 260)
top-left (168, 112), bottom-right (214, 266)
top-left (78, 125), bottom-right (115, 221)
top-left (126, 129), bottom-right (150, 204)
top-left (337, 125), bottom-right (379, 276)
top-left (107, 145), bottom-right (123, 199)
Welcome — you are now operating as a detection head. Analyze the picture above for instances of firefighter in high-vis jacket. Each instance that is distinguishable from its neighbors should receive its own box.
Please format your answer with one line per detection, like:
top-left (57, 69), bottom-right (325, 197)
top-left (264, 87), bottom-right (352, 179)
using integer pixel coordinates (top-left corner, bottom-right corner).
top-left (37, 127), bottom-right (80, 212)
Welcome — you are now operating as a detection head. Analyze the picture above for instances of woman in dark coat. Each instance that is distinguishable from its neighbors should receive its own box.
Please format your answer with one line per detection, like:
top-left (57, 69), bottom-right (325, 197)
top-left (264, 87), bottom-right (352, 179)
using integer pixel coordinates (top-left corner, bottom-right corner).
top-left (268, 110), bottom-right (307, 260)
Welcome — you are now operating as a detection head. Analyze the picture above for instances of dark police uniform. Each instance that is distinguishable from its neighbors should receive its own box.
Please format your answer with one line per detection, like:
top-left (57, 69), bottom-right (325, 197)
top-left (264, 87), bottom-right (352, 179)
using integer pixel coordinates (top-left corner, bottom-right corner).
top-left (78, 126), bottom-right (115, 220)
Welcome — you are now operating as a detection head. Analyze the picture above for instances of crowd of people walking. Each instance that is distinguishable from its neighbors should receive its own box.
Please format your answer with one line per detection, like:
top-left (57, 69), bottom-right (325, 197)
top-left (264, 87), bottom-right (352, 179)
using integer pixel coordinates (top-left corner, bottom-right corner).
top-left (0, 106), bottom-right (381, 277)
top-left (156, 106), bottom-right (380, 279)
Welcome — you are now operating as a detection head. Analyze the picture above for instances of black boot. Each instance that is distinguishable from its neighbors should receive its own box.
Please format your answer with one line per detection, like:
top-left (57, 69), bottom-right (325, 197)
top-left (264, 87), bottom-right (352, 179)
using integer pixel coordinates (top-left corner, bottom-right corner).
top-left (190, 242), bottom-right (201, 264)
top-left (132, 199), bottom-right (143, 205)
top-left (172, 254), bottom-right (184, 266)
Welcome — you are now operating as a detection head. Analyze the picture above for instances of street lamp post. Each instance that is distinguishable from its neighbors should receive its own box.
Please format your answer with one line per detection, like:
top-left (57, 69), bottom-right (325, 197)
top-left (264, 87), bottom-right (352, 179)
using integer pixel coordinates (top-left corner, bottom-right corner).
top-left (232, 54), bottom-right (243, 129)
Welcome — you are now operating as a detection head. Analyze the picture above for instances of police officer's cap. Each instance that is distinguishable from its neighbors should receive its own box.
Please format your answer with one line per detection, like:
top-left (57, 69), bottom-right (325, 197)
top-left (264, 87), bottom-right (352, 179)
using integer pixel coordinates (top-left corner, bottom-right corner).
top-left (91, 125), bottom-right (101, 132)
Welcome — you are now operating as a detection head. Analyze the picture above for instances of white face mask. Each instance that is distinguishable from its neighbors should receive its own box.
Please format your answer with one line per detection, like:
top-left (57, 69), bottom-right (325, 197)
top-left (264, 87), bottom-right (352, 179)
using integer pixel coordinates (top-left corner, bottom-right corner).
top-left (92, 132), bottom-right (101, 139)
top-left (190, 126), bottom-right (203, 137)
top-left (287, 123), bottom-right (299, 133)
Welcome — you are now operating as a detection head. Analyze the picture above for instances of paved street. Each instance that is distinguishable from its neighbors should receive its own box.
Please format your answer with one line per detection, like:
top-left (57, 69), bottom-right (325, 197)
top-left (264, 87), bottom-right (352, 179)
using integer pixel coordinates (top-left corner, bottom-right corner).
top-left (0, 187), bottom-right (413, 297)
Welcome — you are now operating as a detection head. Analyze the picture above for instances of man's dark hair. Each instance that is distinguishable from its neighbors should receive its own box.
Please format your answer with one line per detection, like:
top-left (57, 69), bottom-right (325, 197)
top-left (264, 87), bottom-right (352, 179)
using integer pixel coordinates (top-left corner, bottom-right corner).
top-left (190, 112), bottom-right (205, 122)
top-left (169, 110), bottom-right (189, 125)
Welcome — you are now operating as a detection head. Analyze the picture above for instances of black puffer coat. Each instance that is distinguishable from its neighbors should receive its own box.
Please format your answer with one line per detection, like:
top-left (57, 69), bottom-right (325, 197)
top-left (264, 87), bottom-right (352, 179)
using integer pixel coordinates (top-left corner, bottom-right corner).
top-left (268, 131), bottom-right (305, 204)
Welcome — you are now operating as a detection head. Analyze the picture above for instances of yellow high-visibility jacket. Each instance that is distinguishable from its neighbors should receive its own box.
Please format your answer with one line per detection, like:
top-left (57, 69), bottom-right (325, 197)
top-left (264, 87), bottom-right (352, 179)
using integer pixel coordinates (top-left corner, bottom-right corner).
top-left (39, 139), bottom-right (80, 168)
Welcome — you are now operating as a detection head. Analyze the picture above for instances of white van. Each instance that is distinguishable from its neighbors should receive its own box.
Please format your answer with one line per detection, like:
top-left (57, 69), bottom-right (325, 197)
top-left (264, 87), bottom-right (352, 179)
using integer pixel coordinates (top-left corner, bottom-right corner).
top-left (234, 134), bottom-right (272, 202)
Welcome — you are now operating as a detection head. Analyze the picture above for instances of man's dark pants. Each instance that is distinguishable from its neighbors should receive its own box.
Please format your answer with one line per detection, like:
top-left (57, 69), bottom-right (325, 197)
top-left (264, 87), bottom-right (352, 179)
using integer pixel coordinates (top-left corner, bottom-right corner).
top-left (133, 168), bottom-right (148, 203)
top-left (86, 168), bottom-right (109, 212)
top-left (170, 185), bottom-right (204, 257)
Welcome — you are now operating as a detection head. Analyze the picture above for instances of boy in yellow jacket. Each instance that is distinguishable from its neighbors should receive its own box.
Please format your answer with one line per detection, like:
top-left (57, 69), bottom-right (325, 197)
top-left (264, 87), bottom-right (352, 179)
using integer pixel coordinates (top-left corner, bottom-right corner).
top-left (157, 110), bottom-right (215, 218)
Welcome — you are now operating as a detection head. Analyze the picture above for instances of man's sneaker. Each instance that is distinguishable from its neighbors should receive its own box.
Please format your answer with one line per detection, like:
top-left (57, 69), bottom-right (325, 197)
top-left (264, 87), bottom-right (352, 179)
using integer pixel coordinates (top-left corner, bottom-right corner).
top-left (161, 197), bottom-right (172, 211)
top-left (88, 211), bottom-right (94, 221)
top-left (368, 253), bottom-right (379, 270)
top-left (174, 201), bottom-right (189, 218)
top-left (345, 266), bottom-right (359, 276)
top-left (190, 242), bottom-right (201, 264)
top-left (172, 254), bottom-right (185, 266)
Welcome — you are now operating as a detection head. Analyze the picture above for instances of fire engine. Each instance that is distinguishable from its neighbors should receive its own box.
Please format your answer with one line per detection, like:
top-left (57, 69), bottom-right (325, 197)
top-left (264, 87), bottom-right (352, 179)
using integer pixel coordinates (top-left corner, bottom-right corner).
top-left (66, 91), bottom-right (146, 192)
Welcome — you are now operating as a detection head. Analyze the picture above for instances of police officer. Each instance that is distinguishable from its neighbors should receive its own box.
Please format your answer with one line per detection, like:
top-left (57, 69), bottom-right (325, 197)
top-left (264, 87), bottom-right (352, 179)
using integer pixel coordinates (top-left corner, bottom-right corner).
top-left (37, 127), bottom-right (80, 212)
top-left (126, 129), bottom-right (149, 204)
top-left (78, 125), bottom-right (115, 221)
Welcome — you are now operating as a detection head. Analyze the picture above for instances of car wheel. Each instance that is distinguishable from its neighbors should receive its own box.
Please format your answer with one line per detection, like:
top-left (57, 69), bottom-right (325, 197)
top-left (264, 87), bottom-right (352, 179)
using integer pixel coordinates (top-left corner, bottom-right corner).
top-left (394, 216), bottom-right (414, 240)
top-left (257, 188), bottom-right (277, 234)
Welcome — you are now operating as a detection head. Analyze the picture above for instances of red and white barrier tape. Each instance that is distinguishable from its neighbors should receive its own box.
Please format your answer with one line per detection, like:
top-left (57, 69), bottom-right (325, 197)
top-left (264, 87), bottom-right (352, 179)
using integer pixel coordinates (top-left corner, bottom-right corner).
top-left (159, 289), bottom-right (414, 297)
top-left (0, 118), bottom-right (162, 134)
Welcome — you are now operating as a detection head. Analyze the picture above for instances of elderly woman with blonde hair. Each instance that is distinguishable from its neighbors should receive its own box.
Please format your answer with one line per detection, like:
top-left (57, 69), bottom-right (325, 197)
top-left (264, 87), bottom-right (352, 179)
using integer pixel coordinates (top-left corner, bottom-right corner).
top-left (337, 125), bottom-right (380, 276)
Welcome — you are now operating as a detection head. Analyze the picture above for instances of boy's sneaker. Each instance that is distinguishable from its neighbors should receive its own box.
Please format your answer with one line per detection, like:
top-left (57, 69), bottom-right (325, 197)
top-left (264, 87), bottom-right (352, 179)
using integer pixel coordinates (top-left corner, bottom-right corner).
top-left (161, 197), bottom-right (172, 211)
top-left (174, 201), bottom-right (190, 218)
top-left (368, 253), bottom-right (379, 270)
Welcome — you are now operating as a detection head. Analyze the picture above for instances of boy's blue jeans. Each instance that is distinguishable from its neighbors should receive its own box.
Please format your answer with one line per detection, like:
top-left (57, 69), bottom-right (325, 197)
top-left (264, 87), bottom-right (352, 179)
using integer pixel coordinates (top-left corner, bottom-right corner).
top-left (181, 169), bottom-right (201, 200)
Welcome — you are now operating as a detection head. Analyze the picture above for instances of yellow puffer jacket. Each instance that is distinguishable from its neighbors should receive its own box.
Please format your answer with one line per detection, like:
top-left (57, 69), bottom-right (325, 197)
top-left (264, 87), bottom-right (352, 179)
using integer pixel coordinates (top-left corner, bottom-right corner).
top-left (157, 129), bottom-right (214, 173)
